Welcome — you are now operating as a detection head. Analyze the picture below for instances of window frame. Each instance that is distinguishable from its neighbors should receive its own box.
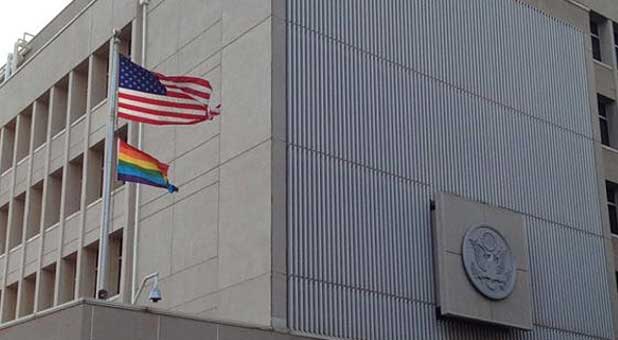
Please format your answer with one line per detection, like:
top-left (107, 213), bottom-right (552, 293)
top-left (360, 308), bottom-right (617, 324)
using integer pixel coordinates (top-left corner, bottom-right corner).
top-left (606, 181), bottom-right (618, 236)
top-left (613, 22), bottom-right (618, 66)
top-left (591, 19), bottom-right (603, 61)
top-left (599, 95), bottom-right (611, 146)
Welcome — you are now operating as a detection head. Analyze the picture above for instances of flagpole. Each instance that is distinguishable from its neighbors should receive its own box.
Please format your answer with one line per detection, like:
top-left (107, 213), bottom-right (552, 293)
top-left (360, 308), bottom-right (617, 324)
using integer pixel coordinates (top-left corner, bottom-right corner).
top-left (96, 30), bottom-right (120, 300)
top-left (131, 0), bottom-right (149, 302)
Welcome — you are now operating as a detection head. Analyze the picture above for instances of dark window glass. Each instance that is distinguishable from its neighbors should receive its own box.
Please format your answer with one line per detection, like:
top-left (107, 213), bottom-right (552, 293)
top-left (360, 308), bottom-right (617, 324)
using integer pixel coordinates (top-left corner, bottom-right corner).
top-left (615, 272), bottom-right (618, 292)
top-left (599, 100), bottom-right (607, 117)
top-left (615, 23), bottom-right (618, 65)
top-left (591, 21), bottom-right (600, 35)
top-left (599, 97), bottom-right (610, 146)
top-left (608, 182), bottom-right (616, 203)
top-left (607, 181), bottom-right (618, 235)
top-left (591, 19), bottom-right (602, 61)
top-left (593, 38), bottom-right (602, 61)
top-left (610, 206), bottom-right (618, 234)
top-left (601, 118), bottom-right (610, 146)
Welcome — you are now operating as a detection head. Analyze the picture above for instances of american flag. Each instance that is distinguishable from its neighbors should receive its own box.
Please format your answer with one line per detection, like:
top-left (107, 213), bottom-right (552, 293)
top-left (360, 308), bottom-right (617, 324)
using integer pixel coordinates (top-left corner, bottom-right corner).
top-left (117, 55), bottom-right (220, 125)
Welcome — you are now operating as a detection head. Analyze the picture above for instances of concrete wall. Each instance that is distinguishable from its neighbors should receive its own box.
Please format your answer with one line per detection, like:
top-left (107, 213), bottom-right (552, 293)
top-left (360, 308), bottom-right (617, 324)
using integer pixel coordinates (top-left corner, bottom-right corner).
top-left (577, 0), bottom-right (618, 21)
top-left (0, 0), bottom-right (281, 330)
top-left (0, 300), bottom-right (316, 340)
top-left (132, 0), bottom-right (278, 327)
top-left (522, 0), bottom-right (618, 28)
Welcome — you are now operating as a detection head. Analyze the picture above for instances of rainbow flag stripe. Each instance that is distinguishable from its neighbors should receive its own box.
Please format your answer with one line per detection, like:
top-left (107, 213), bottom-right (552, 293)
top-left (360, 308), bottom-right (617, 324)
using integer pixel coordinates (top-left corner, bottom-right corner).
top-left (117, 139), bottom-right (178, 193)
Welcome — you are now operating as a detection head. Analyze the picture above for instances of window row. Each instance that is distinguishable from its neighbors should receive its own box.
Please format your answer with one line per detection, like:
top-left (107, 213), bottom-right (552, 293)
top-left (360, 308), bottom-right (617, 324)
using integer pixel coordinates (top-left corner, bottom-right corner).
top-left (0, 126), bottom-right (127, 254)
top-left (0, 231), bottom-right (123, 323)
top-left (0, 47), bottom-right (111, 176)
top-left (0, 28), bottom-right (133, 253)
top-left (0, 26), bottom-right (132, 177)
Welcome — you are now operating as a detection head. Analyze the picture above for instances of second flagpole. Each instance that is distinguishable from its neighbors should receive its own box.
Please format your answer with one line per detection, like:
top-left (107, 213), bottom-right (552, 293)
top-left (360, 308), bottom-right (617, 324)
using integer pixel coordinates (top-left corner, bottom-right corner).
top-left (131, 0), bottom-right (150, 302)
top-left (96, 30), bottom-right (120, 300)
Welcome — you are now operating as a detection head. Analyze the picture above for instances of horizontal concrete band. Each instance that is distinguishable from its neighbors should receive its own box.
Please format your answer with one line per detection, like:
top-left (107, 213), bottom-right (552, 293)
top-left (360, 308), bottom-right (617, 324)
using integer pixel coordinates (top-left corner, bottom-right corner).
top-left (0, 299), bottom-right (318, 340)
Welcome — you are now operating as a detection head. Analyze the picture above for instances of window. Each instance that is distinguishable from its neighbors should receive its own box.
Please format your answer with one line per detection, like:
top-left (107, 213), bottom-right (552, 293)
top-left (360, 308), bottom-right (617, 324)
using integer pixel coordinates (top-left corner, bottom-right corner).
top-left (39, 263), bottom-right (56, 311)
top-left (592, 19), bottom-right (602, 61)
top-left (44, 168), bottom-right (63, 229)
top-left (79, 243), bottom-right (98, 299)
top-left (1, 119), bottom-right (16, 173)
top-left (606, 181), bottom-right (618, 235)
top-left (9, 194), bottom-right (26, 249)
top-left (50, 76), bottom-right (68, 137)
top-left (19, 274), bottom-right (36, 317)
top-left (0, 204), bottom-right (7, 254)
top-left (614, 22), bottom-right (618, 65)
top-left (86, 143), bottom-right (104, 204)
top-left (69, 60), bottom-right (89, 124)
top-left (65, 156), bottom-right (83, 216)
top-left (26, 181), bottom-right (43, 239)
top-left (60, 253), bottom-right (77, 304)
top-left (110, 231), bottom-right (124, 297)
top-left (32, 92), bottom-right (49, 150)
top-left (90, 44), bottom-right (110, 109)
top-left (2, 283), bottom-right (17, 322)
top-left (599, 95), bottom-right (612, 146)
top-left (16, 106), bottom-right (32, 162)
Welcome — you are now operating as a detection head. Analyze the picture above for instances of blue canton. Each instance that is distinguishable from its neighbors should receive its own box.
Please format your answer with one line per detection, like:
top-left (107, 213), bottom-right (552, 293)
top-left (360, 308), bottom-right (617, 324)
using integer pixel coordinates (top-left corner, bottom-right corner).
top-left (119, 55), bottom-right (167, 95)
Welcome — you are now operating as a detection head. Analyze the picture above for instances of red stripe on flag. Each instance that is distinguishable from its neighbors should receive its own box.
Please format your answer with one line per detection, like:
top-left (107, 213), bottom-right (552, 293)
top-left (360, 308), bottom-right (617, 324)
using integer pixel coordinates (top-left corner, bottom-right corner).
top-left (118, 113), bottom-right (208, 125)
top-left (165, 90), bottom-right (201, 101)
top-left (165, 85), bottom-right (211, 99)
top-left (156, 74), bottom-right (212, 88)
top-left (118, 103), bottom-right (209, 120)
top-left (119, 92), bottom-right (206, 111)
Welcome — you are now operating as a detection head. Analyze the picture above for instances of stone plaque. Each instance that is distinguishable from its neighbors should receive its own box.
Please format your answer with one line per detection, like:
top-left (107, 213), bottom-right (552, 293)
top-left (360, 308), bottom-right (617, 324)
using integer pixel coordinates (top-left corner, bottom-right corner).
top-left (432, 192), bottom-right (532, 329)
top-left (462, 226), bottom-right (516, 300)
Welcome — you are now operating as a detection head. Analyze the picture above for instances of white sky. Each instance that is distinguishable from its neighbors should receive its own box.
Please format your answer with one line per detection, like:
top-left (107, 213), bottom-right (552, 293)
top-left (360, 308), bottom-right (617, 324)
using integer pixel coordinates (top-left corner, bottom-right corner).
top-left (0, 0), bottom-right (72, 63)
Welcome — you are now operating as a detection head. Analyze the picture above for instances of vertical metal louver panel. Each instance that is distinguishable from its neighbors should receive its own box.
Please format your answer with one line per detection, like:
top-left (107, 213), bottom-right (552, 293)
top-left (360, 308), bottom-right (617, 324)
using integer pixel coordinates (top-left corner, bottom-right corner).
top-left (289, 0), bottom-right (593, 139)
top-left (287, 1), bottom-right (600, 234)
top-left (526, 217), bottom-right (614, 337)
top-left (286, 0), bottom-right (614, 339)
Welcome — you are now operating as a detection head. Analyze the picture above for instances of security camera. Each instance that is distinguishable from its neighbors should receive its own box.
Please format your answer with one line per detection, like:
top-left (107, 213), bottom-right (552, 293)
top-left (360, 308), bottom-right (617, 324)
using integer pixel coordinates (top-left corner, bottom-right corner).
top-left (148, 273), bottom-right (162, 303)
top-left (148, 286), bottom-right (162, 303)
top-left (132, 272), bottom-right (162, 304)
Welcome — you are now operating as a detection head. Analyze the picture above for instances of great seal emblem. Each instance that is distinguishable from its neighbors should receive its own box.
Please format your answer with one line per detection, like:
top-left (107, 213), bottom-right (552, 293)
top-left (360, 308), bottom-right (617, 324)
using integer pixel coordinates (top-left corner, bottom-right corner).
top-left (462, 226), bottom-right (516, 300)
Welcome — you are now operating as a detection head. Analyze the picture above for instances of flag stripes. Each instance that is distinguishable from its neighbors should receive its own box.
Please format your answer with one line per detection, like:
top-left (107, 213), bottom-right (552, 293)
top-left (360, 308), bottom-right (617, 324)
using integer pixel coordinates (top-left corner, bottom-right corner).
top-left (117, 55), bottom-right (220, 125)
top-left (117, 139), bottom-right (178, 192)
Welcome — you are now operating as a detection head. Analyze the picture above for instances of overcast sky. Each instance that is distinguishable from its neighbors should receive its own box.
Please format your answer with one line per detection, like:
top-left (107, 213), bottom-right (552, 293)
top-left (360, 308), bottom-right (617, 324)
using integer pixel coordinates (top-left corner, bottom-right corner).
top-left (0, 0), bottom-right (72, 65)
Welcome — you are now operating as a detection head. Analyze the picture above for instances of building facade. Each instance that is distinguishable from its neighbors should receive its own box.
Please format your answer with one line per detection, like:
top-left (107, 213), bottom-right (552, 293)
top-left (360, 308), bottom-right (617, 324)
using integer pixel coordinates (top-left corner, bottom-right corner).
top-left (286, 0), bottom-right (617, 339)
top-left (0, 0), bottom-right (617, 339)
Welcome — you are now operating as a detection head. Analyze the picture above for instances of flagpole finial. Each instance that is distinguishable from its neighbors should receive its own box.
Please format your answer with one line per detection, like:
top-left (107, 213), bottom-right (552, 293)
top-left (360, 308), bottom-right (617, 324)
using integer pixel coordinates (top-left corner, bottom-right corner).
top-left (112, 28), bottom-right (120, 44)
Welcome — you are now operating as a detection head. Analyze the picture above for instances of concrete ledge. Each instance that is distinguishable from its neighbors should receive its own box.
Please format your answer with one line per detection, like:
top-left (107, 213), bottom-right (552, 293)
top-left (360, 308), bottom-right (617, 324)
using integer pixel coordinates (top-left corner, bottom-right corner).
top-left (0, 299), bottom-right (319, 340)
top-left (519, 0), bottom-right (590, 32)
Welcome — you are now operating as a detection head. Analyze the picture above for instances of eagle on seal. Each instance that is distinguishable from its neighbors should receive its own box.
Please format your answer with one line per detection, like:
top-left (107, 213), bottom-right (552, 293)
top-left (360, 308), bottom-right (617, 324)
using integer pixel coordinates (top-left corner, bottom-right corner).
top-left (468, 232), bottom-right (512, 291)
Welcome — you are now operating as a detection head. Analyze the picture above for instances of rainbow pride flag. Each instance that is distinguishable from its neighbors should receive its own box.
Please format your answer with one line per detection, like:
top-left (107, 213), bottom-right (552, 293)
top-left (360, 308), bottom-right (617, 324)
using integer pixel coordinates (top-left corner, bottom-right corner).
top-left (117, 139), bottom-right (178, 193)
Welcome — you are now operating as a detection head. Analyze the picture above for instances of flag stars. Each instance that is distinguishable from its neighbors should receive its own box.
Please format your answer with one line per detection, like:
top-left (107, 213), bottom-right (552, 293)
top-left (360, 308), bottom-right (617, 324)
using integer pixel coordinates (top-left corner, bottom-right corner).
top-left (119, 57), bottom-right (166, 95)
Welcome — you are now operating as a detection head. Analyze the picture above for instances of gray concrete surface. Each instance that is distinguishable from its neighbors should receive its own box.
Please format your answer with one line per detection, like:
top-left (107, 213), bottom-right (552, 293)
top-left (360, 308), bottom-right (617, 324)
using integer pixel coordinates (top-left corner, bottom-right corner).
top-left (0, 299), bottom-right (317, 340)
